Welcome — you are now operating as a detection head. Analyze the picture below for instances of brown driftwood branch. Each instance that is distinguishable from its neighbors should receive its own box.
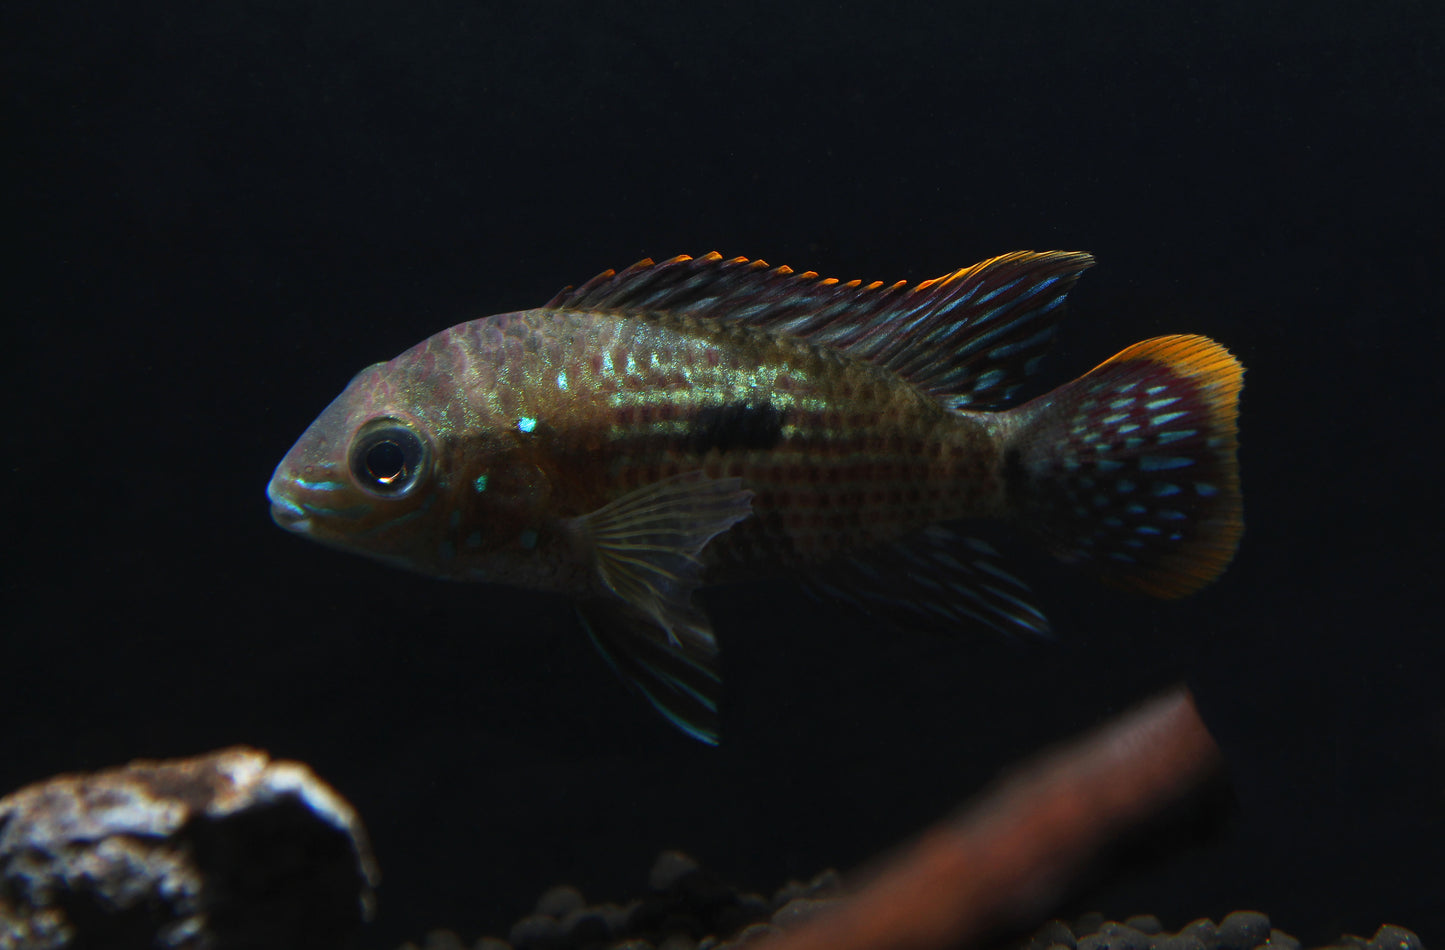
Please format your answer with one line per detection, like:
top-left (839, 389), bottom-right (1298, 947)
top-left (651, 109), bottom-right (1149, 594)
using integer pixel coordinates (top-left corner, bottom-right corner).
top-left (755, 686), bottom-right (1222, 950)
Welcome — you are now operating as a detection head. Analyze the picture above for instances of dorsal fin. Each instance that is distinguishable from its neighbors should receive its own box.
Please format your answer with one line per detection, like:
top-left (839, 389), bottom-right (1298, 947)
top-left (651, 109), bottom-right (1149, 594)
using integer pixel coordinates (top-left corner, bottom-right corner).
top-left (545, 250), bottom-right (1095, 408)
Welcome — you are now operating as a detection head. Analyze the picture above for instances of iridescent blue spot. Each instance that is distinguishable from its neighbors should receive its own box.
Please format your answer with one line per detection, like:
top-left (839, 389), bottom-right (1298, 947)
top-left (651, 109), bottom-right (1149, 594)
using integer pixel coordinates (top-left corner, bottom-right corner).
top-left (295, 478), bottom-right (347, 492)
top-left (465, 531), bottom-right (483, 548)
top-left (1116, 479), bottom-right (1136, 493)
top-left (1137, 525), bottom-right (1163, 535)
top-left (1156, 428), bottom-right (1197, 445)
top-left (556, 369), bottom-right (569, 391)
top-left (1096, 459), bottom-right (1124, 473)
top-left (1194, 481), bottom-right (1218, 496)
top-left (519, 528), bottom-right (539, 549)
top-left (976, 277), bottom-right (1022, 305)
top-left (1159, 510), bottom-right (1187, 521)
top-left (473, 474), bottom-right (489, 493)
top-left (973, 367), bottom-right (1005, 391)
top-left (1125, 504), bottom-right (1146, 516)
top-left (1139, 456), bottom-right (1193, 472)
top-left (518, 416), bottom-right (538, 433)
top-left (300, 501), bottom-right (371, 520)
top-left (1152, 482), bottom-right (1182, 497)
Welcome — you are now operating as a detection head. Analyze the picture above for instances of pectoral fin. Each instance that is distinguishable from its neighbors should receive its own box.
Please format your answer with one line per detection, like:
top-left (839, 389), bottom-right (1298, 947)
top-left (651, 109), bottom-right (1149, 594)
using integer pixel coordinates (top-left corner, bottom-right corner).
top-left (570, 470), bottom-right (753, 652)
top-left (568, 471), bottom-right (752, 743)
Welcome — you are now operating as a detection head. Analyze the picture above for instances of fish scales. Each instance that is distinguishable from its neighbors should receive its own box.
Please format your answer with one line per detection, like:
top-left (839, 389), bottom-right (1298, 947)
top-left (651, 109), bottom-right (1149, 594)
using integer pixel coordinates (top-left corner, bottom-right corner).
top-left (422, 308), bottom-right (1004, 574)
top-left (268, 250), bottom-right (1243, 743)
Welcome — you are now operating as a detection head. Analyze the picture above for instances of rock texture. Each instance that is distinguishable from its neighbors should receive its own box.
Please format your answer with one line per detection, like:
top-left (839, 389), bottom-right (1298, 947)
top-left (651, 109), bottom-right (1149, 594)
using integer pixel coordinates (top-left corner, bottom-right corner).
top-left (0, 746), bottom-right (376, 950)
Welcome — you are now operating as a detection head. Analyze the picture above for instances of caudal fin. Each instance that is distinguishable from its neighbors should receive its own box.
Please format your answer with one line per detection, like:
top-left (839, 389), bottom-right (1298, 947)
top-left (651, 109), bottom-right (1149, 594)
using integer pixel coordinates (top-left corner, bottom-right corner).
top-left (1005, 334), bottom-right (1244, 598)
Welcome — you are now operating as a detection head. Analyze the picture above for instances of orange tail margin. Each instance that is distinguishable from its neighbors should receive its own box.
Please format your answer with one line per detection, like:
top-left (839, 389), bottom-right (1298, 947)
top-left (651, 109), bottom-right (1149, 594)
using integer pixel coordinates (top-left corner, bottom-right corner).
top-left (1007, 334), bottom-right (1244, 598)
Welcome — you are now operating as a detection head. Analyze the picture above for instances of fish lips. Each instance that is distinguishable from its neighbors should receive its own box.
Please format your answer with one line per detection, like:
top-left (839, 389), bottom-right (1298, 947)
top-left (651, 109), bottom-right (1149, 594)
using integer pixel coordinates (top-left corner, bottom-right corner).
top-left (266, 470), bottom-right (312, 534)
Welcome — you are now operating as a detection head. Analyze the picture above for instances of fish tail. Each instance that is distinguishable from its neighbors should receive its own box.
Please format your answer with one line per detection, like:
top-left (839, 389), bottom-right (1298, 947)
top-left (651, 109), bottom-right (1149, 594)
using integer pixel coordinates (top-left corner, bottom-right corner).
top-left (1004, 334), bottom-right (1244, 597)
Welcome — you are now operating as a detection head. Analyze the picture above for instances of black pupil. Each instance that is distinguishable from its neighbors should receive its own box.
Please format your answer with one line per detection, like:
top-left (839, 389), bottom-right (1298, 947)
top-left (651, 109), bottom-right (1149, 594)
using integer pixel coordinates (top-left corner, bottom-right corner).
top-left (366, 440), bottom-right (407, 484)
top-left (352, 424), bottom-right (425, 494)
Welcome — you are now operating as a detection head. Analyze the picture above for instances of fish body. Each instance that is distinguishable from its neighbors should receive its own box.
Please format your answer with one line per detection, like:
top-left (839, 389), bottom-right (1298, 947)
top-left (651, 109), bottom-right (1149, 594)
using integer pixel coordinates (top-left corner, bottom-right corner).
top-left (269, 251), bottom-right (1244, 742)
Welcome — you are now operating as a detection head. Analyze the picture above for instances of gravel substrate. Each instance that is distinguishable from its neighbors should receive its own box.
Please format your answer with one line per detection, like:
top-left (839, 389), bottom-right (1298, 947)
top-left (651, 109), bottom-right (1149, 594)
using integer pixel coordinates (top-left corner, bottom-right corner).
top-left (397, 851), bottom-right (1426, 950)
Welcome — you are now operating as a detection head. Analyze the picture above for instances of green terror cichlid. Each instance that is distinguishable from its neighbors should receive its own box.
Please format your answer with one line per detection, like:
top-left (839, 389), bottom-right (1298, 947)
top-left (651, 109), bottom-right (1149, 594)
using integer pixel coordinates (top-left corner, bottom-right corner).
top-left (267, 251), bottom-right (1244, 743)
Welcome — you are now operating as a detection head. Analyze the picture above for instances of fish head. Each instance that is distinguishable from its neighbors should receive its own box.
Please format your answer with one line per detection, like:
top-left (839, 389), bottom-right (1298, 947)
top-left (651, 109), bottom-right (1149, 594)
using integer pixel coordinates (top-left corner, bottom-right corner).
top-left (267, 357), bottom-right (458, 573)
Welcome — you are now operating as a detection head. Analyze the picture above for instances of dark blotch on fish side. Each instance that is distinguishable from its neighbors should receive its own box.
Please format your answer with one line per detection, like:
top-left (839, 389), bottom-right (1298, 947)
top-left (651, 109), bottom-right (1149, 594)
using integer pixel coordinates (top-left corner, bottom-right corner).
top-left (685, 402), bottom-right (786, 455)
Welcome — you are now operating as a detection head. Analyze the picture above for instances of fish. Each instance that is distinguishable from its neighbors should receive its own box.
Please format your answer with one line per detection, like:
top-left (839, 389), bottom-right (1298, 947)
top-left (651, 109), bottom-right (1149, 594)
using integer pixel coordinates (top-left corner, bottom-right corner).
top-left (267, 251), bottom-right (1244, 743)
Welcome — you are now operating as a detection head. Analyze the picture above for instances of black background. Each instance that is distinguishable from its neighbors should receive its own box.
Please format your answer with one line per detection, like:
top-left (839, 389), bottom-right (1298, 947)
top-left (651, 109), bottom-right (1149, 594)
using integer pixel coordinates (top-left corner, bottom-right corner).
top-left (5, 2), bottom-right (1442, 946)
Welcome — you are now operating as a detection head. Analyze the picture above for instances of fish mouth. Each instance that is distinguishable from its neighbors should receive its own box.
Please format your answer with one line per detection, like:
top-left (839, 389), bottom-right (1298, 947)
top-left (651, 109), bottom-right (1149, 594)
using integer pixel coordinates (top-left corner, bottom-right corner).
top-left (267, 474), bottom-right (312, 534)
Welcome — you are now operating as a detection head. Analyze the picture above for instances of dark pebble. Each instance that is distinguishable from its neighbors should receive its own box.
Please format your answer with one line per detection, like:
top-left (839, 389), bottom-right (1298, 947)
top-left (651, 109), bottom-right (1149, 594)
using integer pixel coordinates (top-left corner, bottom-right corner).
top-left (683, 876), bottom-right (743, 911)
top-left (658, 912), bottom-right (706, 938)
top-left (420, 934), bottom-right (466, 950)
top-left (626, 897), bottom-right (669, 932)
top-left (1370, 925), bottom-right (1424, 950)
top-left (1217, 911), bottom-right (1271, 950)
top-left (1080, 923), bottom-right (1151, 950)
top-left (770, 868), bottom-right (840, 908)
top-left (508, 914), bottom-right (563, 949)
top-left (715, 898), bottom-right (769, 936)
top-left (771, 896), bottom-right (837, 929)
top-left (1025, 920), bottom-right (1078, 950)
top-left (1152, 936), bottom-right (1207, 950)
top-left (771, 879), bottom-right (815, 908)
top-left (591, 901), bottom-right (634, 935)
top-left (728, 922), bottom-right (779, 946)
top-left (1126, 916), bottom-right (1164, 936)
top-left (651, 850), bottom-right (702, 891)
top-left (558, 908), bottom-right (611, 944)
top-left (1179, 919), bottom-right (1220, 948)
top-left (534, 884), bottom-right (585, 919)
top-left (1264, 930), bottom-right (1302, 950)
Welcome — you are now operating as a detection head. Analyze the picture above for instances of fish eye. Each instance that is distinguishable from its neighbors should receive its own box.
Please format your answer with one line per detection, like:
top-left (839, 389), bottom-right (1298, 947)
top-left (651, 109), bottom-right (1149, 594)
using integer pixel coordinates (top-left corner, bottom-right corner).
top-left (349, 421), bottom-right (429, 496)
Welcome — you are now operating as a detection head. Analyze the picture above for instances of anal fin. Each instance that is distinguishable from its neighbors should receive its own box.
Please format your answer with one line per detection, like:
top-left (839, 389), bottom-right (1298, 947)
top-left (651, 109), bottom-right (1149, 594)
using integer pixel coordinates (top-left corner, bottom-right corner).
top-left (576, 602), bottom-right (723, 745)
top-left (804, 526), bottom-right (1052, 640)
